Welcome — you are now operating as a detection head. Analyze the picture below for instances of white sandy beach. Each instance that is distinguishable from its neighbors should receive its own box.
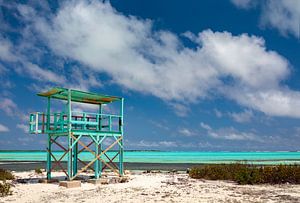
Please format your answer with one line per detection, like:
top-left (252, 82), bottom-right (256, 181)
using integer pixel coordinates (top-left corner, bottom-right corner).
top-left (1, 170), bottom-right (300, 203)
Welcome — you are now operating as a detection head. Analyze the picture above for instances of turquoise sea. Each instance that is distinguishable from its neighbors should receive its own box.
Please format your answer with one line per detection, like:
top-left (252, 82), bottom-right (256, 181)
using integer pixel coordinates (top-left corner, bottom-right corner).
top-left (1, 151), bottom-right (300, 165)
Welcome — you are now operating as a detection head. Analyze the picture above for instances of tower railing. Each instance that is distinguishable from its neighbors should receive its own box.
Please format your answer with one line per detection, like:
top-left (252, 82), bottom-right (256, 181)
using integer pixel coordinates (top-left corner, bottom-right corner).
top-left (29, 111), bottom-right (122, 134)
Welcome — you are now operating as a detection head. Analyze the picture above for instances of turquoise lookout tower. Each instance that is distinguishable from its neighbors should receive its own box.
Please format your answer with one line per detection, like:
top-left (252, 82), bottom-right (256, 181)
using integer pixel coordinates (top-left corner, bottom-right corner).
top-left (29, 87), bottom-right (124, 180)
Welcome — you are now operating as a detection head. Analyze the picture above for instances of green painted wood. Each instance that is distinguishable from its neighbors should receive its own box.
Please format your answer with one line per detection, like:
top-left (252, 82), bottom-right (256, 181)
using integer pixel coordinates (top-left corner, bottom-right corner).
top-left (37, 87), bottom-right (122, 104)
top-left (67, 89), bottom-right (72, 180)
top-left (30, 87), bottom-right (124, 180)
top-left (46, 134), bottom-right (52, 180)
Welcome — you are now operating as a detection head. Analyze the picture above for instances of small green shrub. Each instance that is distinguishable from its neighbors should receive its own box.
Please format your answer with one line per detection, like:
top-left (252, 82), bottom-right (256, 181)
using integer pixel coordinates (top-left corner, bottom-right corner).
top-left (189, 163), bottom-right (300, 185)
top-left (0, 181), bottom-right (12, 197)
top-left (35, 168), bottom-right (43, 174)
top-left (0, 169), bottom-right (14, 181)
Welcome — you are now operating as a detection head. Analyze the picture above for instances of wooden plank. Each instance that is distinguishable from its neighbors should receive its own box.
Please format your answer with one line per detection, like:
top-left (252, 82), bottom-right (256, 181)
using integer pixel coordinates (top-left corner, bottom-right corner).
top-left (48, 150), bottom-right (69, 178)
top-left (102, 152), bottom-right (119, 170)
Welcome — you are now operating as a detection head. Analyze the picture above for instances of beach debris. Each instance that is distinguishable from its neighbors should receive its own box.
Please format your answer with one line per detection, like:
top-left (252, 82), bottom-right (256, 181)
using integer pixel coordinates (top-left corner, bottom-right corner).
top-left (168, 169), bottom-right (177, 174)
top-left (88, 176), bottom-right (129, 185)
top-left (186, 168), bottom-right (191, 174)
top-left (59, 180), bottom-right (81, 188)
top-left (38, 178), bottom-right (59, 183)
top-left (88, 178), bottom-right (108, 185)
top-left (145, 170), bottom-right (152, 173)
top-left (124, 170), bottom-right (131, 175)
top-left (119, 176), bottom-right (129, 183)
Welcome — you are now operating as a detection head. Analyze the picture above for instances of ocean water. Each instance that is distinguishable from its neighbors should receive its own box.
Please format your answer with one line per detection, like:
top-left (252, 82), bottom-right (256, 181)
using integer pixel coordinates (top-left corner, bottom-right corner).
top-left (1, 151), bottom-right (300, 165)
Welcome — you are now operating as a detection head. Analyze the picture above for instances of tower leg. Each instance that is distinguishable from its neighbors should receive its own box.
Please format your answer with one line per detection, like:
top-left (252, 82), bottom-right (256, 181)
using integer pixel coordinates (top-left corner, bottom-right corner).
top-left (73, 139), bottom-right (78, 177)
top-left (46, 134), bottom-right (52, 180)
top-left (67, 134), bottom-right (73, 180)
top-left (119, 137), bottom-right (123, 176)
top-left (95, 136), bottom-right (99, 179)
top-left (99, 137), bottom-right (102, 177)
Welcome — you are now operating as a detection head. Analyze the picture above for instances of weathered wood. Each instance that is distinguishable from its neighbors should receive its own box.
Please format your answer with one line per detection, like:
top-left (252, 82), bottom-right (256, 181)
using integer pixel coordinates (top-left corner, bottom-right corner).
top-left (48, 149), bottom-right (69, 178)
top-left (102, 151), bottom-right (119, 170)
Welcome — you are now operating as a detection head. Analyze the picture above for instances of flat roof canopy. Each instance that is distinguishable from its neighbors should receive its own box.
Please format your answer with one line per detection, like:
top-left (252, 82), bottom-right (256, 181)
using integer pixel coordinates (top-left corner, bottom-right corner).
top-left (37, 87), bottom-right (122, 104)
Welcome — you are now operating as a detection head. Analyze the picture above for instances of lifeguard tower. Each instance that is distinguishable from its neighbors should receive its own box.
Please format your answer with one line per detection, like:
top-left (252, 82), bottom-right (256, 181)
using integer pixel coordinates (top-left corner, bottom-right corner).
top-left (29, 87), bottom-right (124, 181)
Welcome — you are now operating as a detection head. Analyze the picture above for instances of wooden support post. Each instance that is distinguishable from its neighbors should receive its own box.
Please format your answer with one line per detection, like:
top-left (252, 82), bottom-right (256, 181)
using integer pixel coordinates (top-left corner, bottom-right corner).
top-left (46, 97), bottom-right (50, 131)
top-left (95, 136), bottom-right (99, 179)
top-left (67, 89), bottom-right (72, 180)
top-left (73, 137), bottom-right (78, 177)
top-left (46, 134), bottom-right (52, 180)
top-left (119, 137), bottom-right (123, 176)
top-left (99, 105), bottom-right (103, 177)
top-left (119, 98), bottom-right (124, 176)
top-left (99, 137), bottom-right (102, 177)
top-left (46, 97), bottom-right (51, 180)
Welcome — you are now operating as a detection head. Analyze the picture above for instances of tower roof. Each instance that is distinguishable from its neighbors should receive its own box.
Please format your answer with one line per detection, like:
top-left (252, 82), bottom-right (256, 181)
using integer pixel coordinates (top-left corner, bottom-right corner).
top-left (37, 87), bottom-right (122, 104)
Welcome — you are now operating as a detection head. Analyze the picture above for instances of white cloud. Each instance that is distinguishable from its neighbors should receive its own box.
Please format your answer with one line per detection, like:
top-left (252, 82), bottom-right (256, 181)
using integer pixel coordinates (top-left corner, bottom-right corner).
top-left (149, 120), bottom-right (170, 131)
top-left (170, 103), bottom-right (190, 117)
top-left (214, 109), bottom-right (223, 118)
top-left (11, 0), bottom-right (300, 118)
top-left (23, 62), bottom-right (66, 84)
top-left (232, 0), bottom-right (300, 38)
top-left (130, 140), bottom-right (178, 148)
top-left (201, 122), bottom-right (259, 141)
top-left (226, 88), bottom-right (300, 118)
top-left (0, 124), bottom-right (9, 132)
top-left (200, 122), bottom-right (212, 131)
top-left (17, 123), bottom-right (29, 133)
top-left (229, 109), bottom-right (253, 123)
top-left (0, 98), bottom-right (17, 116)
top-left (178, 128), bottom-right (195, 137)
top-left (0, 35), bottom-right (17, 62)
top-left (230, 0), bottom-right (257, 9)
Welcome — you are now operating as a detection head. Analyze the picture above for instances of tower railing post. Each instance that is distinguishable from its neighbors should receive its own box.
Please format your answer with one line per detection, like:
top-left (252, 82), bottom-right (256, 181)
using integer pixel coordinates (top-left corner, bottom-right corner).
top-left (95, 104), bottom-right (103, 179)
top-left (119, 98), bottom-right (124, 176)
top-left (46, 97), bottom-right (51, 180)
top-left (67, 89), bottom-right (73, 180)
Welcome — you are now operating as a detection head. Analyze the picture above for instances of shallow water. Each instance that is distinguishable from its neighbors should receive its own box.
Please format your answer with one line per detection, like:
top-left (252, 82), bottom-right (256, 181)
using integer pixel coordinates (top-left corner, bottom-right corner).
top-left (1, 151), bottom-right (300, 165)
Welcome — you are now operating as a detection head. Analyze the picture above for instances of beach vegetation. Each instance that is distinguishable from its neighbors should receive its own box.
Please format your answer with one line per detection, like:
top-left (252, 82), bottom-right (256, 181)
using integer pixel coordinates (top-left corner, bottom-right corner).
top-left (189, 163), bottom-right (300, 185)
top-left (0, 169), bottom-right (14, 181)
top-left (0, 181), bottom-right (12, 197)
top-left (35, 168), bottom-right (43, 174)
top-left (0, 169), bottom-right (13, 197)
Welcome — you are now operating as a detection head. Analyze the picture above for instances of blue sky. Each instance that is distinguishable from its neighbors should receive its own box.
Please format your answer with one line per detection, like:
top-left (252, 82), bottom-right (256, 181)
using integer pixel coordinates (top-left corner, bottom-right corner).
top-left (0, 0), bottom-right (300, 151)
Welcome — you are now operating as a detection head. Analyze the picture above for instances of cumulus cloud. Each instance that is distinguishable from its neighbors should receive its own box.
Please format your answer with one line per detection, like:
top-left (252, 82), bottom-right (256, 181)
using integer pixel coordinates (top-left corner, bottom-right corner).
top-left (214, 109), bottom-right (223, 118)
top-left (5, 0), bottom-right (300, 118)
top-left (130, 140), bottom-right (178, 148)
top-left (0, 36), bottom-right (17, 62)
top-left (230, 0), bottom-right (257, 9)
top-left (0, 123), bottom-right (9, 132)
top-left (0, 98), bottom-right (17, 116)
top-left (200, 122), bottom-right (259, 141)
top-left (231, 0), bottom-right (300, 38)
top-left (229, 109), bottom-right (253, 123)
top-left (23, 62), bottom-right (66, 84)
top-left (178, 128), bottom-right (195, 137)
top-left (16, 123), bottom-right (29, 133)
top-left (125, 139), bottom-right (214, 149)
